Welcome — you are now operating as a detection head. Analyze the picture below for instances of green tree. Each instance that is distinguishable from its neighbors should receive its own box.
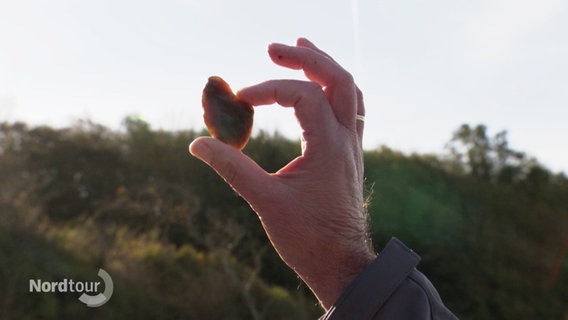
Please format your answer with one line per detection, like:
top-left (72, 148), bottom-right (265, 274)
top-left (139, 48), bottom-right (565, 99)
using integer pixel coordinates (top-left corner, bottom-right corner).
top-left (447, 124), bottom-right (527, 183)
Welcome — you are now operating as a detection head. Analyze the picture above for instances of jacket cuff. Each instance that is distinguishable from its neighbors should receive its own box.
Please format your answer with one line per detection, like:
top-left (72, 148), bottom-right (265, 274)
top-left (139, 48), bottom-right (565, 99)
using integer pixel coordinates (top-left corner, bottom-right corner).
top-left (320, 237), bottom-right (421, 319)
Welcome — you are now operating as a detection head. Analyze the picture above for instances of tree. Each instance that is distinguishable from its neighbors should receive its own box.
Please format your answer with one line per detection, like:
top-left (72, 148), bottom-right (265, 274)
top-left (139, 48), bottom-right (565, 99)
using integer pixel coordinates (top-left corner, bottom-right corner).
top-left (446, 124), bottom-right (527, 183)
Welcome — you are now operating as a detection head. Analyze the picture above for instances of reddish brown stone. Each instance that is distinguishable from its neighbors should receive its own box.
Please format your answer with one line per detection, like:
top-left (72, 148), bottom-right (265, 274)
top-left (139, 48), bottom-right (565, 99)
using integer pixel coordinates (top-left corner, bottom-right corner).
top-left (202, 76), bottom-right (254, 150)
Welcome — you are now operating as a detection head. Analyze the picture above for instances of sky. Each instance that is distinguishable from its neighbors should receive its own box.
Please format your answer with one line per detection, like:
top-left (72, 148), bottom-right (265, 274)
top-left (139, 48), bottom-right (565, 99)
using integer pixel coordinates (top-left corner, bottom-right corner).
top-left (1, 0), bottom-right (567, 173)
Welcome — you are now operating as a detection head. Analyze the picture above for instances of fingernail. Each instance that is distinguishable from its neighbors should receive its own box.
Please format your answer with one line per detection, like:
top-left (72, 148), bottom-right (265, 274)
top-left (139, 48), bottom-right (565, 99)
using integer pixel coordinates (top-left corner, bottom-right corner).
top-left (268, 42), bottom-right (287, 52)
top-left (268, 43), bottom-right (286, 61)
top-left (189, 137), bottom-right (213, 163)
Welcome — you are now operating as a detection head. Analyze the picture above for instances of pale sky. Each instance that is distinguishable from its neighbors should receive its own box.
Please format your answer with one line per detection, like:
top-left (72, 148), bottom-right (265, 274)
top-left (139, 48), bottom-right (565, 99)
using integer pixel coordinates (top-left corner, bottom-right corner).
top-left (1, 0), bottom-right (567, 173)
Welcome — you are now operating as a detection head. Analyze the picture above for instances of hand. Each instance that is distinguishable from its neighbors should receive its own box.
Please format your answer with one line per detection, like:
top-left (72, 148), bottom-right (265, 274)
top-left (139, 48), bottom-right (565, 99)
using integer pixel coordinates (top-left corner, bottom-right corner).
top-left (189, 38), bottom-right (375, 309)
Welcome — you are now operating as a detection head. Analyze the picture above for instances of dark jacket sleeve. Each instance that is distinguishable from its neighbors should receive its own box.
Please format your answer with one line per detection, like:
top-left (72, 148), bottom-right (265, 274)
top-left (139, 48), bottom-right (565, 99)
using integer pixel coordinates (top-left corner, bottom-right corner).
top-left (320, 238), bottom-right (459, 320)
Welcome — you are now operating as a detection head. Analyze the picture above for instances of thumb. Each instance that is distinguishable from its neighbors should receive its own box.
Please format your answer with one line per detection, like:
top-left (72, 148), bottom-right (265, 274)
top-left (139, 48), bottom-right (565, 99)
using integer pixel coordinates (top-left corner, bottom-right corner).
top-left (189, 137), bottom-right (271, 202)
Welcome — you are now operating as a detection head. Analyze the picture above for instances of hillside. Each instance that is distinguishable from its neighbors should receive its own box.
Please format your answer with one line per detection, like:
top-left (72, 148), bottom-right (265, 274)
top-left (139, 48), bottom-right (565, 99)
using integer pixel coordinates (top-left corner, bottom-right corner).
top-left (0, 119), bottom-right (566, 319)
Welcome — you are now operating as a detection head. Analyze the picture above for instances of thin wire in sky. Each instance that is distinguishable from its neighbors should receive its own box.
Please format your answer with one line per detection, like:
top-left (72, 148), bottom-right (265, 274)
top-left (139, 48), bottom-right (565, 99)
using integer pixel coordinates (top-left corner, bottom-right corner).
top-left (351, 0), bottom-right (362, 73)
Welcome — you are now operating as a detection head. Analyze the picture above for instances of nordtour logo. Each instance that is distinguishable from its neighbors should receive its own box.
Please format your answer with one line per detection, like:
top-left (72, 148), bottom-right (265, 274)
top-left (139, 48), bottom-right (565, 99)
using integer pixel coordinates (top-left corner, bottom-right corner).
top-left (29, 268), bottom-right (114, 307)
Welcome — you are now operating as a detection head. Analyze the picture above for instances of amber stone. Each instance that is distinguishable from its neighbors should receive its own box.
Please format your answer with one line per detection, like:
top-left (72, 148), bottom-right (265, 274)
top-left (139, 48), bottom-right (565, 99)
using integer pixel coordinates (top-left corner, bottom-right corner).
top-left (202, 76), bottom-right (254, 150)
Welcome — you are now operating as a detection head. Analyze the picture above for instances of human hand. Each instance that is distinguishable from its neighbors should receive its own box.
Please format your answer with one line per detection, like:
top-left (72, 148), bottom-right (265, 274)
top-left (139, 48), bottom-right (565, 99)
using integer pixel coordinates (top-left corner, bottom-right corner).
top-left (189, 38), bottom-right (375, 309)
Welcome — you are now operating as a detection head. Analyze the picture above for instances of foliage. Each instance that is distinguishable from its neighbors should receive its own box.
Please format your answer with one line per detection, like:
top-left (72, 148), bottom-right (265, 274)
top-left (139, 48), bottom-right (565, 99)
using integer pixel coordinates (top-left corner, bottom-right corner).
top-left (445, 124), bottom-right (531, 183)
top-left (0, 120), bottom-right (566, 319)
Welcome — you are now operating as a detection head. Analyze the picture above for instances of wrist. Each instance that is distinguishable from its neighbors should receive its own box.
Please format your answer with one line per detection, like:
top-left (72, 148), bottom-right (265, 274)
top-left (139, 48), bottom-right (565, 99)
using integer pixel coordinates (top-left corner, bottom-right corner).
top-left (303, 239), bottom-right (376, 310)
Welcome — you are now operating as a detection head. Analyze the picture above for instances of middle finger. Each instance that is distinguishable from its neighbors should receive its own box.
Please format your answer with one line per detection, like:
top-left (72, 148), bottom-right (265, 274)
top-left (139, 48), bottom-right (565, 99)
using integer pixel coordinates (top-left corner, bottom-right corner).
top-left (267, 42), bottom-right (358, 131)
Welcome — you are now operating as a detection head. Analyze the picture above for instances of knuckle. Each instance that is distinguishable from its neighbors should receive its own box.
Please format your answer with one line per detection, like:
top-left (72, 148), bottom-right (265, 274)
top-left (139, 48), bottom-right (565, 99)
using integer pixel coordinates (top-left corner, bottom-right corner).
top-left (356, 87), bottom-right (364, 100)
top-left (294, 82), bottom-right (324, 107)
top-left (305, 81), bottom-right (323, 94)
top-left (356, 87), bottom-right (365, 113)
top-left (336, 71), bottom-right (354, 86)
top-left (221, 161), bottom-right (239, 186)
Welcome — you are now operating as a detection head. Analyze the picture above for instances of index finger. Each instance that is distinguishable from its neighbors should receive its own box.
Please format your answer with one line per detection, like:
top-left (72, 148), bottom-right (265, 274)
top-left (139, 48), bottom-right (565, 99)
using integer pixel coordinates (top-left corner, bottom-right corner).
top-left (237, 79), bottom-right (336, 142)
